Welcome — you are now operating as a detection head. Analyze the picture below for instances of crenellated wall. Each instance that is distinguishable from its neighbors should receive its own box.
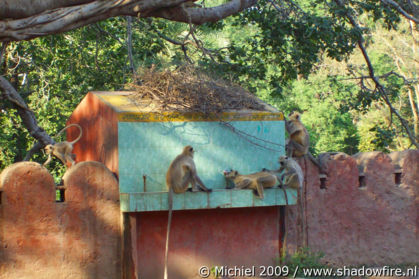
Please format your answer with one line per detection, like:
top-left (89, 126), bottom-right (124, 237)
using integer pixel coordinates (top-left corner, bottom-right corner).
top-left (0, 150), bottom-right (417, 278)
top-left (286, 150), bottom-right (419, 266)
top-left (0, 161), bottom-right (121, 279)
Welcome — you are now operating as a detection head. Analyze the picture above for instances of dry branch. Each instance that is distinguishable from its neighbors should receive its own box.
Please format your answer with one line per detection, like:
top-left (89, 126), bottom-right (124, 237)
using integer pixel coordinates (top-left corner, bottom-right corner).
top-left (126, 65), bottom-right (273, 114)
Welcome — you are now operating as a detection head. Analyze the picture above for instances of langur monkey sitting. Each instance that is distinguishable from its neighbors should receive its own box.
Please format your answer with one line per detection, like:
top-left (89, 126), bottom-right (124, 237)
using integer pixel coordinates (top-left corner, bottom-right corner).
top-left (164, 145), bottom-right (211, 279)
top-left (43, 124), bottom-right (83, 167)
top-left (166, 145), bottom-right (211, 193)
top-left (223, 169), bottom-right (278, 199)
top-left (278, 156), bottom-right (303, 191)
top-left (285, 112), bottom-right (324, 173)
top-left (277, 155), bottom-right (306, 248)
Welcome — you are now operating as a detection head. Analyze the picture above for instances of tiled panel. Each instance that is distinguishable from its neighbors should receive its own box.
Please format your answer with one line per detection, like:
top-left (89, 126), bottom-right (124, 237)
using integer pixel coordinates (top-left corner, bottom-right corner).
top-left (118, 120), bottom-right (285, 193)
top-left (120, 188), bottom-right (297, 212)
top-left (118, 119), bottom-right (287, 211)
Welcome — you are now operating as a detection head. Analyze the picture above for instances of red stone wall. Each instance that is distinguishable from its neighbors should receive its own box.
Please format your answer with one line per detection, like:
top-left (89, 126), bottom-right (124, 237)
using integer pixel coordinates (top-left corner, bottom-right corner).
top-left (133, 207), bottom-right (283, 279)
top-left (0, 161), bottom-right (121, 279)
top-left (67, 92), bottom-right (119, 176)
top-left (286, 150), bottom-right (419, 266)
top-left (0, 150), bottom-right (417, 279)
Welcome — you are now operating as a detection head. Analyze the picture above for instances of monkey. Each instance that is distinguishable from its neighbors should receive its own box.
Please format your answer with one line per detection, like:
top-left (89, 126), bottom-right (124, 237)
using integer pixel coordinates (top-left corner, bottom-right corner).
top-left (166, 145), bottom-right (211, 193)
top-left (278, 156), bottom-right (303, 191)
top-left (277, 155), bottom-right (306, 249)
top-left (223, 169), bottom-right (278, 199)
top-left (285, 111), bottom-right (325, 173)
top-left (317, 152), bottom-right (348, 175)
top-left (164, 145), bottom-right (211, 279)
top-left (43, 124), bottom-right (83, 167)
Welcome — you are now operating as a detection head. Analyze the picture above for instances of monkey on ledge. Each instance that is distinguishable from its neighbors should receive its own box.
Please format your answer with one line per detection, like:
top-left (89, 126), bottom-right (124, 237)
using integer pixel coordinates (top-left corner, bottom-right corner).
top-left (164, 145), bottom-right (211, 279)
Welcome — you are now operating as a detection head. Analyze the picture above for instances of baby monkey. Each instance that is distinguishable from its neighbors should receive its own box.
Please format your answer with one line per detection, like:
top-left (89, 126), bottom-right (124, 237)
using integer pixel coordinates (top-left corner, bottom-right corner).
top-left (223, 169), bottom-right (278, 199)
top-left (43, 124), bottom-right (82, 167)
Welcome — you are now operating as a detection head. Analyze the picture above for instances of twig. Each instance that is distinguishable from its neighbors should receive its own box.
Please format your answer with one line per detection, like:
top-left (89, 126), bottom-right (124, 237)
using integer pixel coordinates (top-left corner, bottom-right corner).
top-left (381, 0), bottom-right (419, 24)
top-left (334, 0), bottom-right (419, 148)
top-left (93, 23), bottom-right (124, 45)
top-left (126, 16), bottom-right (135, 75)
top-left (336, 71), bottom-right (418, 85)
top-left (147, 20), bottom-right (194, 64)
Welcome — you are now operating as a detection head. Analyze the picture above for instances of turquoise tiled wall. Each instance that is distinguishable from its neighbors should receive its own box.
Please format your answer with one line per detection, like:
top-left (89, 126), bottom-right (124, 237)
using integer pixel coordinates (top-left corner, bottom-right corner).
top-left (118, 120), bottom-right (285, 193)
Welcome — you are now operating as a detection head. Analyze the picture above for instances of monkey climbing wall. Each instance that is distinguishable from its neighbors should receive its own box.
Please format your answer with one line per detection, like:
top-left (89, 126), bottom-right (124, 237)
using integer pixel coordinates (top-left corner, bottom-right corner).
top-left (67, 91), bottom-right (296, 278)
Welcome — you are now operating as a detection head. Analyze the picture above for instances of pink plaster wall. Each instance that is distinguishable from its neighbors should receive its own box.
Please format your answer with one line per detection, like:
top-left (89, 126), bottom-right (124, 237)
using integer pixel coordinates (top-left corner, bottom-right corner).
top-left (134, 207), bottom-right (283, 279)
top-left (286, 150), bottom-right (419, 266)
top-left (0, 161), bottom-right (121, 279)
top-left (0, 150), bottom-right (417, 279)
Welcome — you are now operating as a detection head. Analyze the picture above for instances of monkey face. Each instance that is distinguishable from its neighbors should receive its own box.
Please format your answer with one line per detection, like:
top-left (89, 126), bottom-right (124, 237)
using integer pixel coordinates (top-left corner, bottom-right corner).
top-left (183, 145), bottom-right (195, 157)
top-left (287, 111), bottom-right (300, 121)
top-left (278, 156), bottom-right (289, 171)
top-left (278, 156), bottom-right (288, 165)
top-left (223, 169), bottom-right (238, 179)
top-left (44, 144), bottom-right (54, 154)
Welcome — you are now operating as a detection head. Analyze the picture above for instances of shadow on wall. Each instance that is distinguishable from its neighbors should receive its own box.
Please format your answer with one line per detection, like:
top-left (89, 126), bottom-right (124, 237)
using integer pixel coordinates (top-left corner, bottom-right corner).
top-left (285, 150), bottom-right (419, 266)
top-left (0, 150), bottom-right (418, 278)
top-left (0, 161), bottom-right (121, 279)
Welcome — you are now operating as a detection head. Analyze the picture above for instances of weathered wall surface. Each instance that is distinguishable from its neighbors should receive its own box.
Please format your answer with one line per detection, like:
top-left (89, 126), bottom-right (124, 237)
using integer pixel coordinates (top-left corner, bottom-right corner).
top-left (286, 150), bottom-right (419, 266)
top-left (0, 161), bottom-right (121, 279)
top-left (67, 92), bottom-right (119, 176)
top-left (0, 150), bottom-right (417, 279)
top-left (133, 207), bottom-right (283, 279)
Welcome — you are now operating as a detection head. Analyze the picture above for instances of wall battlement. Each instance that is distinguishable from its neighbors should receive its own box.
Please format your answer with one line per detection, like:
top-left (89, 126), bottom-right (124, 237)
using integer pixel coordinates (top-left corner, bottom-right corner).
top-left (287, 150), bottom-right (419, 265)
top-left (0, 150), bottom-right (417, 278)
top-left (0, 162), bottom-right (121, 279)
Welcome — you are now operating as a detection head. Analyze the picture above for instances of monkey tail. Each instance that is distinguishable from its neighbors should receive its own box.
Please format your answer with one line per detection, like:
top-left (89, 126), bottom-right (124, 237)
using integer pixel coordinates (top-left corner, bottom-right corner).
top-left (302, 157), bottom-right (308, 248)
top-left (307, 152), bottom-right (324, 174)
top-left (281, 187), bottom-right (290, 261)
top-left (282, 187), bottom-right (289, 206)
top-left (56, 124), bottom-right (83, 145)
top-left (164, 188), bottom-right (173, 279)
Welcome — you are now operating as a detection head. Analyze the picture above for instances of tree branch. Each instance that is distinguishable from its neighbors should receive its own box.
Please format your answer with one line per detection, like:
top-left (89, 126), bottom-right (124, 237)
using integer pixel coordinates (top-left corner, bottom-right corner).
top-left (337, 71), bottom-right (418, 85)
top-left (0, 76), bottom-right (54, 159)
top-left (147, 21), bottom-right (194, 63)
top-left (143, 0), bottom-right (258, 25)
top-left (334, 0), bottom-right (419, 148)
top-left (381, 0), bottom-right (419, 24)
top-left (126, 16), bottom-right (135, 75)
top-left (0, 0), bottom-right (258, 42)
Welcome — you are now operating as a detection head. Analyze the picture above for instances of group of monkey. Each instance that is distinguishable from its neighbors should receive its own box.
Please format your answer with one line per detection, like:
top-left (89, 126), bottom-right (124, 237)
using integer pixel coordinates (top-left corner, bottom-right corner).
top-left (163, 111), bottom-right (319, 279)
top-left (42, 112), bottom-right (318, 279)
top-left (166, 111), bottom-right (318, 200)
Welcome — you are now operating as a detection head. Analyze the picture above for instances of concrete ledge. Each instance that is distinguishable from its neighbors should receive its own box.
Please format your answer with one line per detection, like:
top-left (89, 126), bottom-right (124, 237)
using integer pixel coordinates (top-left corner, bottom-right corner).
top-left (120, 188), bottom-right (297, 212)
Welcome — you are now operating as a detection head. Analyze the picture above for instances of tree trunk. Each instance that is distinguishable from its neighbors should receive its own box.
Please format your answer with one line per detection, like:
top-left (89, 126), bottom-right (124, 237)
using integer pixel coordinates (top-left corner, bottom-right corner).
top-left (0, 0), bottom-right (257, 42)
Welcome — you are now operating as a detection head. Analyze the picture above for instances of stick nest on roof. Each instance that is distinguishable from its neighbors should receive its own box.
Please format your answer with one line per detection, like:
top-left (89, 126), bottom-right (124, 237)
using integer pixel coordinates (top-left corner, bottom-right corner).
top-left (126, 65), bottom-right (273, 113)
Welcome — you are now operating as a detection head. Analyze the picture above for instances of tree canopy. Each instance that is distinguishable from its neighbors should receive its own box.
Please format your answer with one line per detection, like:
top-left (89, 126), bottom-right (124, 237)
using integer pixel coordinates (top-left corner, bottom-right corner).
top-left (0, 0), bottom-right (418, 175)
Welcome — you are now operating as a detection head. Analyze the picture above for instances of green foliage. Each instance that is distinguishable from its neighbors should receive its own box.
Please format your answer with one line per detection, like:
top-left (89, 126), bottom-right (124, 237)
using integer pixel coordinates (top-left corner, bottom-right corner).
top-left (0, 0), bottom-right (416, 176)
top-left (282, 247), bottom-right (329, 277)
top-left (278, 76), bottom-right (360, 155)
